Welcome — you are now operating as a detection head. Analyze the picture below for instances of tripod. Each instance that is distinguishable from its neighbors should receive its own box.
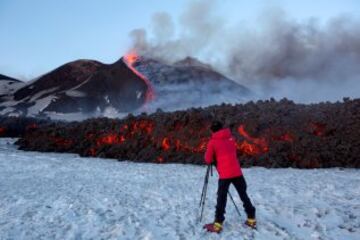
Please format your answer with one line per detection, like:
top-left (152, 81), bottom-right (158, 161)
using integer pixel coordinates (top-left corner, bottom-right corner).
top-left (198, 164), bottom-right (241, 222)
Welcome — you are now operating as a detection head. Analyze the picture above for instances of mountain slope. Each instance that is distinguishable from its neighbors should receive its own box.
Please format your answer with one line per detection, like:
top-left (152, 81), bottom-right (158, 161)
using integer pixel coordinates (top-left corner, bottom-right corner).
top-left (133, 56), bottom-right (250, 111)
top-left (0, 74), bottom-right (24, 95)
top-left (0, 55), bottom-right (251, 119)
top-left (0, 59), bottom-right (149, 119)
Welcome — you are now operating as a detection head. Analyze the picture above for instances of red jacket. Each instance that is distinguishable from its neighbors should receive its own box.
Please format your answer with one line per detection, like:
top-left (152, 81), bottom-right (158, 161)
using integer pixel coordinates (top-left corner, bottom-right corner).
top-left (204, 128), bottom-right (243, 179)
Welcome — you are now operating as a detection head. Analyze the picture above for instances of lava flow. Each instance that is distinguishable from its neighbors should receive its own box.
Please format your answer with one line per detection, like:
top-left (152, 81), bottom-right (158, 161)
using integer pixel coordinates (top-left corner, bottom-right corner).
top-left (13, 98), bottom-right (360, 168)
top-left (123, 51), bottom-right (155, 103)
top-left (309, 122), bottom-right (326, 137)
top-left (237, 124), bottom-right (269, 156)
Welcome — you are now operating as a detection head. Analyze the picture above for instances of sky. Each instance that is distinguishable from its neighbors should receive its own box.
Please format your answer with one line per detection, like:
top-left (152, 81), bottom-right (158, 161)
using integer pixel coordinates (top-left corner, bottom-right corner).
top-left (0, 0), bottom-right (359, 80)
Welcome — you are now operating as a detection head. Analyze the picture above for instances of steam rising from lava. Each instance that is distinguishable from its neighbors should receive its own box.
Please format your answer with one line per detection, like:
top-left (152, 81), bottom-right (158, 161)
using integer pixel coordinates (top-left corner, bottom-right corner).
top-left (128, 1), bottom-right (360, 103)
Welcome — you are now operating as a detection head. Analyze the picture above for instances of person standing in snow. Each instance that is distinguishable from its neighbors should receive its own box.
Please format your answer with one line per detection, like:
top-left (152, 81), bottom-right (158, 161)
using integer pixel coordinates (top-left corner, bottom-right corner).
top-left (203, 120), bottom-right (256, 233)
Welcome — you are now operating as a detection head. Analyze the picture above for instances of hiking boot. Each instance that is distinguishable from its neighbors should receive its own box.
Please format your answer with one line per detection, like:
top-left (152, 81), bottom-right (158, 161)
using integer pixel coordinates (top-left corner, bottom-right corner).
top-left (203, 222), bottom-right (223, 233)
top-left (245, 218), bottom-right (257, 229)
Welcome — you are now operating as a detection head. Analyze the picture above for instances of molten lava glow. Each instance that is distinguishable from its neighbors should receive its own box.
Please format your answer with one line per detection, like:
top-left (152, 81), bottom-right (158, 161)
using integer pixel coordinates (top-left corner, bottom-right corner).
top-left (237, 141), bottom-right (259, 155)
top-left (129, 120), bottom-right (154, 135)
top-left (162, 137), bottom-right (209, 154)
top-left (83, 120), bottom-right (307, 162)
top-left (157, 156), bottom-right (164, 163)
top-left (124, 52), bottom-right (138, 65)
top-left (195, 138), bottom-right (208, 153)
top-left (162, 137), bottom-right (170, 151)
top-left (0, 127), bottom-right (6, 135)
top-left (41, 117), bottom-right (306, 163)
top-left (94, 120), bottom-right (155, 147)
top-left (160, 136), bottom-right (208, 153)
top-left (85, 118), bottom-right (213, 162)
top-left (123, 51), bottom-right (155, 103)
top-left (96, 134), bottom-right (125, 146)
top-left (237, 124), bottom-right (269, 155)
top-left (310, 122), bottom-right (326, 136)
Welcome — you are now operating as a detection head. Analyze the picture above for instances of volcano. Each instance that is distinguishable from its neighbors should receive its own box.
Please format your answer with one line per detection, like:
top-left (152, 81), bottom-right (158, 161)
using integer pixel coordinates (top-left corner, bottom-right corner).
top-left (0, 74), bottom-right (24, 95)
top-left (128, 55), bottom-right (251, 111)
top-left (0, 55), bottom-right (250, 119)
top-left (0, 59), bottom-right (150, 119)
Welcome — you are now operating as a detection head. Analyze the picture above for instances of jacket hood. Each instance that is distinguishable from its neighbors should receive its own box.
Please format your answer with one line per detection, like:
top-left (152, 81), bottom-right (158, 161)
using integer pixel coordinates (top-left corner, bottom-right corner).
top-left (211, 128), bottom-right (232, 139)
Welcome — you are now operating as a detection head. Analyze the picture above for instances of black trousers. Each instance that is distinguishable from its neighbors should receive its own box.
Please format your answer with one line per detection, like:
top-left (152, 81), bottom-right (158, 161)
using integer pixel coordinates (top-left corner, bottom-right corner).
top-left (215, 175), bottom-right (256, 223)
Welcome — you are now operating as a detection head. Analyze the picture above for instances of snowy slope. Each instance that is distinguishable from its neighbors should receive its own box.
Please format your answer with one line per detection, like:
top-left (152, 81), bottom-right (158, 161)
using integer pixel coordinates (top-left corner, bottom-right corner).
top-left (0, 138), bottom-right (359, 240)
top-left (0, 80), bottom-right (24, 95)
top-left (0, 59), bottom-right (148, 119)
top-left (133, 57), bottom-right (251, 112)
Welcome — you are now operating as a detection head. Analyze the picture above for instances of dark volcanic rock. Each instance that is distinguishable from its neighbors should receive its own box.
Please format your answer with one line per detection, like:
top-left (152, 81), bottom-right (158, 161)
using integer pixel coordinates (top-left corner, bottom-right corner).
top-left (71, 59), bottom-right (148, 112)
top-left (14, 98), bottom-right (360, 168)
top-left (42, 59), bottom-right (148, 113)
top-left (0, 116), bottom-right (51, 138)
top-left (14, 60), bottom-right (102, 101)
top-left (1, 59), bottom-right (149, 118)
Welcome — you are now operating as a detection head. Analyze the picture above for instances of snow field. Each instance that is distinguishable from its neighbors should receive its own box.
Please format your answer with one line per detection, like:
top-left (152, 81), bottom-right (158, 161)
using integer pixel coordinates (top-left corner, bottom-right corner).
top-left (0, 139), bottom-right (359, 240)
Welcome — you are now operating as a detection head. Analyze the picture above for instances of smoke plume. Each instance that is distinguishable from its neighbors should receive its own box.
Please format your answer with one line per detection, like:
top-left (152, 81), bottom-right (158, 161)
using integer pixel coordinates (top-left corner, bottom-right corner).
top-left (128, 1), bottom-right (360, 103)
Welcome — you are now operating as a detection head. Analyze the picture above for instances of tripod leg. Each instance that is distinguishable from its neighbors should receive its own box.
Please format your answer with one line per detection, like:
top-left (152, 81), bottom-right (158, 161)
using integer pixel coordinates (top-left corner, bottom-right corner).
top-left (199, 178), bottom-right (208, 222)
top-left (199, 167), bottom-right (208, 206)
top-left (228, 189), bottom-right (242, 218)
top-left (199, 165), bottom-right (211, 222)
top-left (199, 166), bottom-right (210, 206)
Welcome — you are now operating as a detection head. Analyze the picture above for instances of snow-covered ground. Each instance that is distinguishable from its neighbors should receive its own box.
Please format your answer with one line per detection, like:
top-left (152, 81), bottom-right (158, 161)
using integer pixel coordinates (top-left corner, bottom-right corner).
top-left (0, 138), bottom-right (359, 240)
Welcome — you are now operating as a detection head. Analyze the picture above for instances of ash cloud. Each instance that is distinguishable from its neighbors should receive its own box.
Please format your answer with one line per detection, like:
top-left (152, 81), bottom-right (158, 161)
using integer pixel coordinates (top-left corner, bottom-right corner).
top-left (130, 0), bottom-right (223, 63)
top-left (128, 1), bottom-right (360, 103)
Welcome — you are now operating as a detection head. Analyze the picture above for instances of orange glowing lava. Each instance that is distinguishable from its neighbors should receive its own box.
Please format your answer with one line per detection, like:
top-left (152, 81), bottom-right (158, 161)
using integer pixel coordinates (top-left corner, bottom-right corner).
top-left (162, 137), bottom-right (170, 151)
top-left (123, 51), bottom-right (155, 103)
top-left (310, 122), bottom-right (326, 137)
top-left (96, 134), bottom-right (124, 146)
top-left (84, 118), bottom-right (218, 158)
top-left (237, 141), bottom-right (259, 155)
top-left (237, 124), bottom-right (269, 155)
top-left (129, 120), bottom-right (154, 135)
top-left (194, 138), bottom-right (208, 153)
top-left (124, 52), bottom-right (138, 65)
